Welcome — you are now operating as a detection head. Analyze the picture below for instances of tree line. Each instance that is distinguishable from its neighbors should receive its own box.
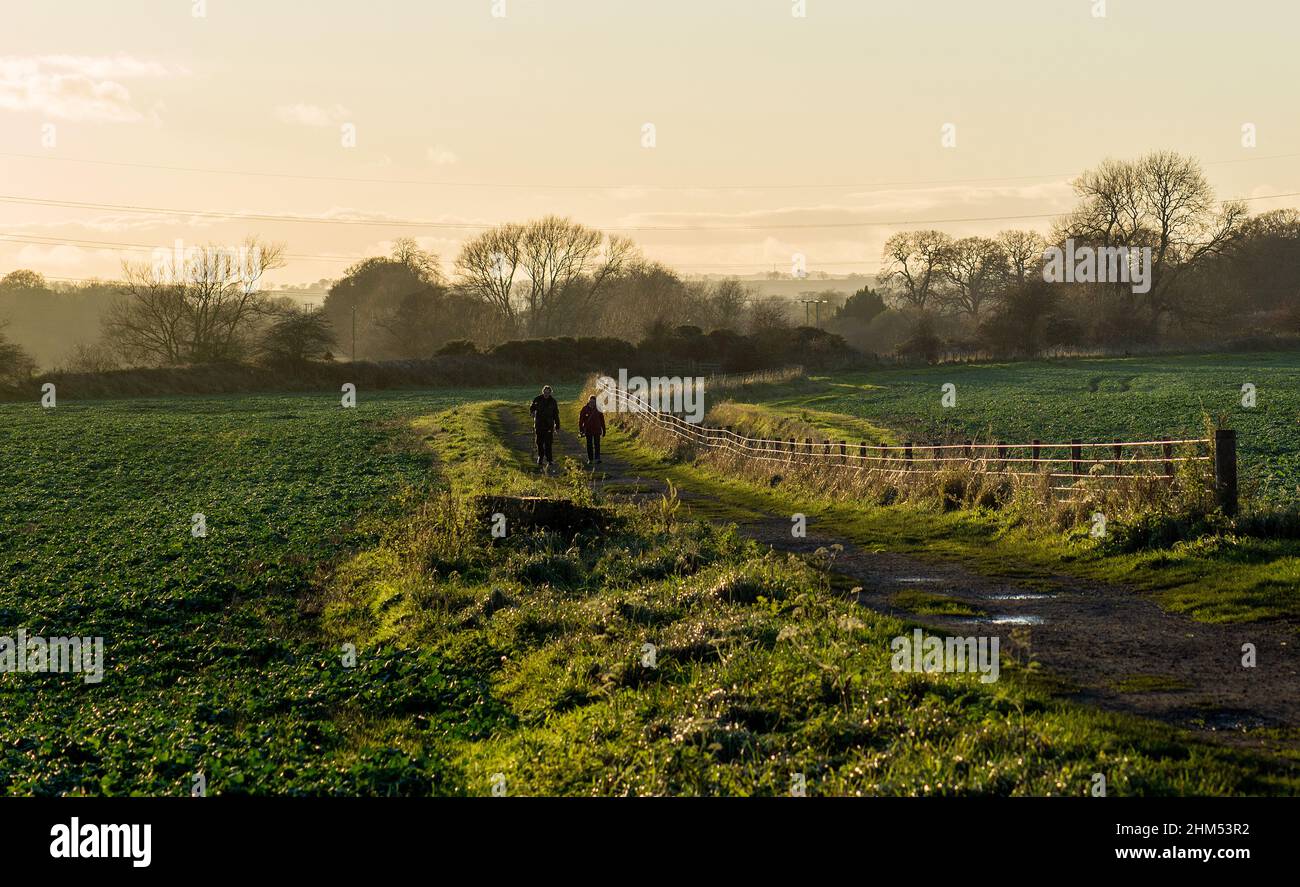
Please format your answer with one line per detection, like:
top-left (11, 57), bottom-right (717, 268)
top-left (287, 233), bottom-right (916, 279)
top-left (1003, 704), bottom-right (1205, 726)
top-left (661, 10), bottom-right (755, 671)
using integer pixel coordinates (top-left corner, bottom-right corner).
top-left (1, 150), bottom-right (1297, 385)
top-left (846, 151), bottom-right (1299, 360)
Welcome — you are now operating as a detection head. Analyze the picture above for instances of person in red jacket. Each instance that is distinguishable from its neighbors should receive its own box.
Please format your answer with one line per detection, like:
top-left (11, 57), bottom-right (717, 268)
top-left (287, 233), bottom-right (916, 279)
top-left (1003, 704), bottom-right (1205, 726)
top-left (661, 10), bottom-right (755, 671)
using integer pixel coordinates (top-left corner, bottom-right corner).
top-left (578, 394), bottom-right (606, 465)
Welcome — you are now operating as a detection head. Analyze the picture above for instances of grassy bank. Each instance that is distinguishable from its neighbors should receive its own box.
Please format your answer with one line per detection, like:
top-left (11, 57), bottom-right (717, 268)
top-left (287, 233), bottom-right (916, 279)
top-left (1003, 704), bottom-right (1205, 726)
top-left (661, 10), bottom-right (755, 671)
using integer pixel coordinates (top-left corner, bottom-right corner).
top-left (317, 401), bottom-right (1298, 795)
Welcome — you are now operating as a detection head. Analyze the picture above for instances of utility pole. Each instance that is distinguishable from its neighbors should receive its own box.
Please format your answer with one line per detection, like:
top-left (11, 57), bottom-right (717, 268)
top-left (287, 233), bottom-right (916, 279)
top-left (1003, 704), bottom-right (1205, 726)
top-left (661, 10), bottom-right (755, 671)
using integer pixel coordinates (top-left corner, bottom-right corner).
top-left (351, 304), bottom-right (357, 362)
top-left (798, 298), bottom-right (830, 329)
top-left (798, 298), bottom-right (815, 326)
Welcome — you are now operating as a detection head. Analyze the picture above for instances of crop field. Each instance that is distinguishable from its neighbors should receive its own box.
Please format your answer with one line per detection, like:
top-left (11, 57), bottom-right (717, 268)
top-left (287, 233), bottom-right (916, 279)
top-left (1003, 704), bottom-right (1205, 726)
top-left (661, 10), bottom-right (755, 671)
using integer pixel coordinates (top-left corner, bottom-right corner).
top-left (719, 352), bottom-right (1300, 508)
top-left (2, 364), bottom-right (1297, 796)
top-left (0, 385), bottom-right (572, 794)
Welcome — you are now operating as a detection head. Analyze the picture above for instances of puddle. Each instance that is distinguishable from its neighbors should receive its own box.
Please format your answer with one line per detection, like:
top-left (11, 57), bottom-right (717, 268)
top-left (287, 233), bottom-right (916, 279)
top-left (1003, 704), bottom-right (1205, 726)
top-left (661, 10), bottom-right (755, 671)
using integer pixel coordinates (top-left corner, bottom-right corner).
top-left (951, 615), bottom-right (1046, 626)
top-left (988, 593), bottom-right (1058, 601)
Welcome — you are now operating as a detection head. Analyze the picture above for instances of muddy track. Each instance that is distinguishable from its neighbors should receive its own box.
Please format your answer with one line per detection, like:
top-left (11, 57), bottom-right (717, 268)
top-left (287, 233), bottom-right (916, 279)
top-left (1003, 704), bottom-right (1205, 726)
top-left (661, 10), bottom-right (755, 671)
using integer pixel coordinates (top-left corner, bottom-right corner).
top-left (495, 406), bottom-right (1299, 748)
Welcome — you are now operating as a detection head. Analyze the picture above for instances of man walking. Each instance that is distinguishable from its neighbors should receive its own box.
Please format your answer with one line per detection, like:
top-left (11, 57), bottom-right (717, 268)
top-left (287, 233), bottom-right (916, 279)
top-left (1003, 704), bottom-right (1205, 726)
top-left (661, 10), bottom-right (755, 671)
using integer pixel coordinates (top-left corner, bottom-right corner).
top-left (578, 394), bottom-right (606, 465)
top-left (529, 385), bottom-right (560, 470)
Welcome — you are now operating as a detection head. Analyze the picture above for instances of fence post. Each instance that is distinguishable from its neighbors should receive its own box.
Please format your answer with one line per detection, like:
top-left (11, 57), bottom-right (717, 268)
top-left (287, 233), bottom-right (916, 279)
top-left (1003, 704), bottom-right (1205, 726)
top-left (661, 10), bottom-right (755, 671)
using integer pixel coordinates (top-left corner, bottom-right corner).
top-left (725, 427), bottom-right (734, 454)
top-left (1214, 429), bottom-right (1238, 517)
top-left (839, 441), bottom-right (847, 463)
top-left (1071, 439), bottom-right (1082, 477)
top-left (964, 440), bottom-right (973, 466)
top-left (1162, 439), bottom-right (1173, 478)
top-left (996, 441), bottom-right (1006, 472)
top-left (905, 441), bottom-right (913, 469)
top-left (789, 438), bottom-right (796, 462)
top-left (859, 442), bottom-right (867, 465)
top-left (1112, 439), bottom-right (1122, 475)
top-left (1031, 439), bottom-right (1040, 471)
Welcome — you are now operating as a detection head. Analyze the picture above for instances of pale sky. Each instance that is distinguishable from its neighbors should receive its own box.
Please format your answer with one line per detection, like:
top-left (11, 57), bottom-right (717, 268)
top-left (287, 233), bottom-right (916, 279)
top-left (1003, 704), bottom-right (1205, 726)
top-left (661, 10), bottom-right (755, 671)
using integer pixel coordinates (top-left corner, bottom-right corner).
top-left (1, 0), bottom-right (1298, 291)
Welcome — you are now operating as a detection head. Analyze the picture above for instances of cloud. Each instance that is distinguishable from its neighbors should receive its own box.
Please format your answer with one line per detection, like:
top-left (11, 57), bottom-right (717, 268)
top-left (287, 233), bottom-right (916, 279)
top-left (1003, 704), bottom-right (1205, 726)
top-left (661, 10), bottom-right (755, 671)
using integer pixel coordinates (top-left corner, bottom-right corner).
top-left (0, 55), bottom-right (183, 122)
top-left (13, 244), bottom-right (109, 269)
top-left (275, 103), bottom-right (352, 127)
top-left (426, 145), bottom-right (459, 166)
top-left (616, 181), bottom-right (1075, 232)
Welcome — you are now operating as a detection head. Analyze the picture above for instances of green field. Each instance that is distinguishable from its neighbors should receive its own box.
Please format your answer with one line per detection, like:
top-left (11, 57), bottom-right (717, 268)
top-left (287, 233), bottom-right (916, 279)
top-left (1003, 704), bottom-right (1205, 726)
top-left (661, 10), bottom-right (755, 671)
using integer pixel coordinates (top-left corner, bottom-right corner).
top-left (717, 352), bottom-right (1300, 507)
top-left (2, 361), bottom-right (1298, 796)
top-left (0, 386), bottom-right (571, 794)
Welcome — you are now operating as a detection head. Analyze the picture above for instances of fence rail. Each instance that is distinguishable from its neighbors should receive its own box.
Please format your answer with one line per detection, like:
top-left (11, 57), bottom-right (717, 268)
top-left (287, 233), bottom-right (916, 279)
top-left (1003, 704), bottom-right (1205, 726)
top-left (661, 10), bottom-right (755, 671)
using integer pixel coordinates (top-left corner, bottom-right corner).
top-left (600, 384), bottom-right (1239, 513)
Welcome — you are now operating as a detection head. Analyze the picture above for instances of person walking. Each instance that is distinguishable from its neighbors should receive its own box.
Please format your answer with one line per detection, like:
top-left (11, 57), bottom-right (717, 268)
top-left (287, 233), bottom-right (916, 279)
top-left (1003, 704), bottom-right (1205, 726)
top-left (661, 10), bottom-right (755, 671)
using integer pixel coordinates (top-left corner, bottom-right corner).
top-left (578, 394), bottom-right (606, 465)
top-left (529, 385), bottom-right (560, 469)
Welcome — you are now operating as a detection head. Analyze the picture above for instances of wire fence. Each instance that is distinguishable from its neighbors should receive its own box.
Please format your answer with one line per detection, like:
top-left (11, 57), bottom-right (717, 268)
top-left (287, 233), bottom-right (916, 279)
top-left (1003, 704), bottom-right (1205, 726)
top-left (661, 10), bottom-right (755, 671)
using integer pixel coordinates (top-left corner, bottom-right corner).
top-left (600, 384), bottom-right (1216, 496)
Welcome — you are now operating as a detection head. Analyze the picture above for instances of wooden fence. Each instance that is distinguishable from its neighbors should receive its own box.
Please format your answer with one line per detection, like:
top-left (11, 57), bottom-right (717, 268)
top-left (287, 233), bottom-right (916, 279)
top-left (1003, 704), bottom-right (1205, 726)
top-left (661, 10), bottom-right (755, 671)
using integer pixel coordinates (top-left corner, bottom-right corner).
top-left (601, 385), bottom-right (1239, 514)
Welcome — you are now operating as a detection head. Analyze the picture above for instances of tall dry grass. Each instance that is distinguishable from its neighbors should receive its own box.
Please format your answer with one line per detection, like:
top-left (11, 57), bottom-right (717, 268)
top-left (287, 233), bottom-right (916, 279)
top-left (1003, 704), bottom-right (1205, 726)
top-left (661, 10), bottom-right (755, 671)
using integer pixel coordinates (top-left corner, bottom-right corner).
top-left (609, 404), bottom-right (1216, 535)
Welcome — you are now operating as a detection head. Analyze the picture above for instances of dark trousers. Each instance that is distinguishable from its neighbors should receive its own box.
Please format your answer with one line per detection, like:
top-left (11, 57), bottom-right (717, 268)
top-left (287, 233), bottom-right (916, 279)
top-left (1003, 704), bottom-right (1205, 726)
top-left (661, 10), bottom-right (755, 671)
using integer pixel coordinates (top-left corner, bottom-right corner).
top-left (535, 428), bottom-right (554, 463)
top-left (586, 434), bottom-right (601, 461)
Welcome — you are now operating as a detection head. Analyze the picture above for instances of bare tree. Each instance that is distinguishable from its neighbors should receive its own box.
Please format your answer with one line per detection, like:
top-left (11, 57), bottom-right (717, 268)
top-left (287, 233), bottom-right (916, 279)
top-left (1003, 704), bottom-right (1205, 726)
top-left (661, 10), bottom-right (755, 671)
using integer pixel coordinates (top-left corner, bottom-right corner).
top-left (520, 216), bottom-right (637, 335)
top-left (941, 236), bottom-right (1007, 320)
top-left (105, 238), bottom-right (284, 365)
top-left (879, 230), bottom-right (952, 311)
top-left (455, 223), bottom-right (524, 327)
top-left (389, 237), bottom-right (444, 284)
top-left (595, 261), bottom-right (691, 338)
top-left (455, 216), bottom-right (637, 336)
top-left (1058, 152), bottom-right (1245, 320)
top-left (747, 296), bottom-right (792, 333)
top-left (996, 229), bottom-right (1048, 284)
top-left (700, 278), bottom-right (751, 331)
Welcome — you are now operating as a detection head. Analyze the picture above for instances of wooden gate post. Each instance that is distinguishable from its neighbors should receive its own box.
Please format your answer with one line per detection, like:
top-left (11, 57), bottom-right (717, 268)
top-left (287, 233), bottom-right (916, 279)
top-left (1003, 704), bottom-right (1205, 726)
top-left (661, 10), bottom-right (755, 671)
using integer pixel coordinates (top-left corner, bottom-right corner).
top-left (1214, 429), bottom-right (1238, 517)
top-left (1071, 439), bottom-right (1082, 477)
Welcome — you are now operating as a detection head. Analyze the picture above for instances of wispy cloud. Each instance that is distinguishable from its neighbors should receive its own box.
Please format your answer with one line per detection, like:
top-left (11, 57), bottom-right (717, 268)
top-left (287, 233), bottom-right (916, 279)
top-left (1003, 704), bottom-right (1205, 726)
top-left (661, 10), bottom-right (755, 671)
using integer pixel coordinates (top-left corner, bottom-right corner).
top-left (426, 145), bottom-right (459, 166)
top-left (0, 55), bottom-right (184, 122)
top-left (275, 103), bottom-right (351, 127)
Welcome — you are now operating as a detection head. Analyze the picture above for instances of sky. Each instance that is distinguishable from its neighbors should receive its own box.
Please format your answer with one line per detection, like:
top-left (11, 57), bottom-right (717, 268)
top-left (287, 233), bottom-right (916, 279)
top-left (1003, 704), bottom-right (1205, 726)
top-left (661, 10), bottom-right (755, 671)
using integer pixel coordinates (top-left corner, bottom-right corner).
top-left (1, 0), bottom-right (1298, 292)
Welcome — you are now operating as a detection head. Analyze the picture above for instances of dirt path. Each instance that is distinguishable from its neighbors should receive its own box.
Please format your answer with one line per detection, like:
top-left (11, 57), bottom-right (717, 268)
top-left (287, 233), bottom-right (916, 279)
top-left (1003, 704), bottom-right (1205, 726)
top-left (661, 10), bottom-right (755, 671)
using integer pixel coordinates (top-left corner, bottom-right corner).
top-left (496, 406), bottom-right (1299, 747)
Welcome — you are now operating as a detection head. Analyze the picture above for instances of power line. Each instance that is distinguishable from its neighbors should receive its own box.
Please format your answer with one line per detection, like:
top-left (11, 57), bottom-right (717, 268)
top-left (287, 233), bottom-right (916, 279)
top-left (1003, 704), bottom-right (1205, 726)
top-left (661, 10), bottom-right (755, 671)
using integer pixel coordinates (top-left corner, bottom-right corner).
top-left (4, 191), bottom-right (1297, 234)
top-left (4, 149), bottom-right (1299, 193)
top-left (31, 274), bottom-right (333, 296)
top-left (0, 232), bottom-right (362, 262)
top-left (0, 231), bottom-right (889, 272)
